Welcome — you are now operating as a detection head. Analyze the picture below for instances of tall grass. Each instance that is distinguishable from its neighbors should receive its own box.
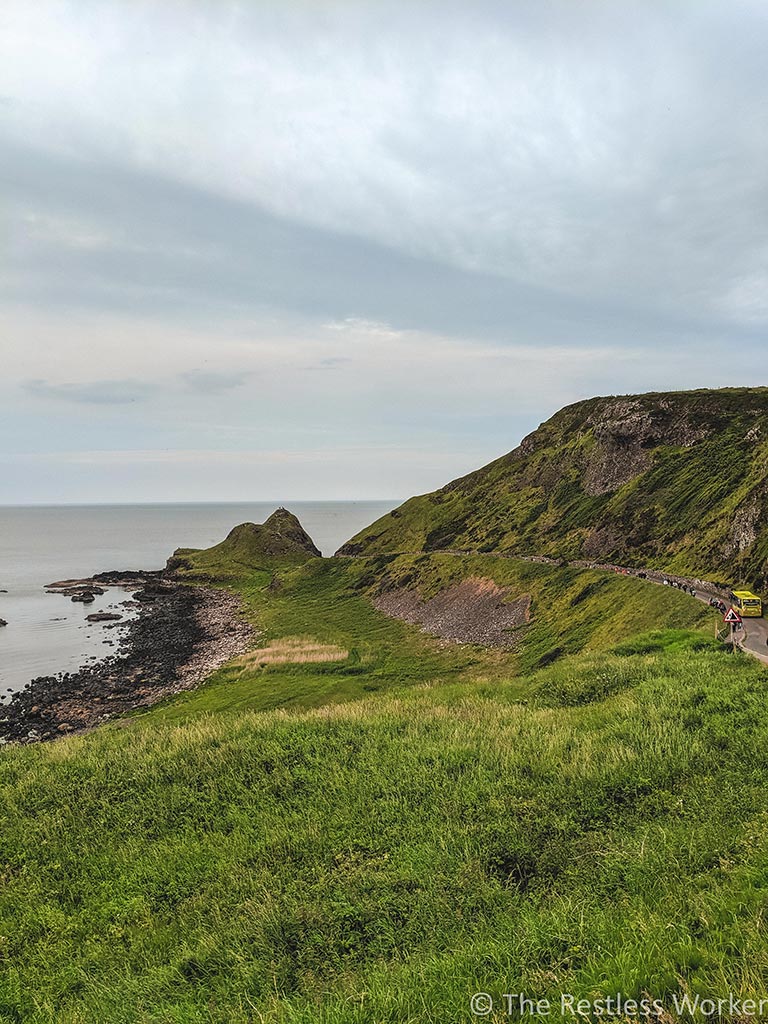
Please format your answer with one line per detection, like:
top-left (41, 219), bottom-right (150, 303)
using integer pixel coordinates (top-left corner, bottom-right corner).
top-left (235, 637), bottom-right (349, 667)
top-left (1, 634), bottom-right (767, 1022)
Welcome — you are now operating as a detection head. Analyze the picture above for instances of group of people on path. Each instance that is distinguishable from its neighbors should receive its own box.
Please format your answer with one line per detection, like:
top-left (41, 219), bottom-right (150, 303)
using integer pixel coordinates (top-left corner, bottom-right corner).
top-left (666, 579), bottom-right (742, 626)
top-left (616, 564), bottom-right (741, 623)
top-left (662, 578), bottom-right (697, 598)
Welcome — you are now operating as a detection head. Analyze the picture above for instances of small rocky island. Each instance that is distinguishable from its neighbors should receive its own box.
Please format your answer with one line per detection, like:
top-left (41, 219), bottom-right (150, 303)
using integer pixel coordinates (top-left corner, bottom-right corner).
top-left (0, 509), bottom-right (320, 744)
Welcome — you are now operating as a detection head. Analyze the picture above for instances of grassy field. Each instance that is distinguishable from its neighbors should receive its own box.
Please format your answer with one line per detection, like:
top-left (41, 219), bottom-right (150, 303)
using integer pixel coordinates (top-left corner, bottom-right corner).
top-left (0, 551), bottom-right (757, 1022)
top-left (143, 554), bottom-right (711, 725)
top-left (2, 631), bottom-right (767, 1022)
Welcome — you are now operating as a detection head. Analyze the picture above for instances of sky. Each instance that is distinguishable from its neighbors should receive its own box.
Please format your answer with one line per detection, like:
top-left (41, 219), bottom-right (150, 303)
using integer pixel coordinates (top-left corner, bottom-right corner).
top-left (2, 0), bottom-right (768, 503)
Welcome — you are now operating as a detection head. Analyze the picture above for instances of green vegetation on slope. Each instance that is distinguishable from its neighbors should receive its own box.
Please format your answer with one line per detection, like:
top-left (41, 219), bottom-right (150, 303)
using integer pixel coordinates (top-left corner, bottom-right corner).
top-left (339, 387), bottom-right (768, 587)
top-left (166, 507), bottom-right (321, 579)
top-left (0, 512), bottom-right (746, 1023)
top-left (350, 551), bottom-right (713, 673)
top-left (146, 557), bottom-right (500, 724)
top-left (143, 553), bottom-right (712, 725)
top-left (2, 634), bottom-right (767, 1023)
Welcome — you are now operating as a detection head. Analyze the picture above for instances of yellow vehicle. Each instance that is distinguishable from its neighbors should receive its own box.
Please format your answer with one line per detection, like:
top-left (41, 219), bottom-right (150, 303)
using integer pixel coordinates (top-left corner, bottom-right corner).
top-left (732, 590), bottom-right (763, 617)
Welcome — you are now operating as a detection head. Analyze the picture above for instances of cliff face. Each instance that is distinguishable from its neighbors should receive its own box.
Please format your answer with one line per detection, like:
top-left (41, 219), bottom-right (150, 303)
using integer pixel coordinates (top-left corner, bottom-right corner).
top-left (338, 388), bottom-right (768, 586)
top-left (167, 508), bottom-right (321, 577)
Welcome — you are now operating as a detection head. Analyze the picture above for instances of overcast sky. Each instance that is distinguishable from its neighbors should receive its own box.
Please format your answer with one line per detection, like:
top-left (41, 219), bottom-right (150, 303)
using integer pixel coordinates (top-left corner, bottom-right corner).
top-left (2, 0), bottom-right (768, 503)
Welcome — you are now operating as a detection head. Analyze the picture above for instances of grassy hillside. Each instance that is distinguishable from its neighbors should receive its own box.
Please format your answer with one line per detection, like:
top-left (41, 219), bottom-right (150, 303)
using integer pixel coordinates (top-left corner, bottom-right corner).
top-left (0, 509), bottom-right (748, 1022)
top-left (339, 388), bottom-right (768, 588)
top-left (142, 553), bottom-right (712, 725)
top-left (2, 632), bottom-right (767, 1022)
top-left (167, 508), bottom-right (321, 579)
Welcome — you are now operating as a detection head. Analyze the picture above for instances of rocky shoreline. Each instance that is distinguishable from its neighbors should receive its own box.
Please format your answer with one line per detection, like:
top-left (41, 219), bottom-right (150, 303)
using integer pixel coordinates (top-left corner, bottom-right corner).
top-left (0, 574), bottom-right (254, 744)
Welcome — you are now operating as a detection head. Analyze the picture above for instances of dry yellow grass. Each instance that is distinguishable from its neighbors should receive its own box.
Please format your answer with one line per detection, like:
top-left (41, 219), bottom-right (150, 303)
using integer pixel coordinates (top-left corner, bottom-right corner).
top-left (236, 636), bottom-right (349, 668)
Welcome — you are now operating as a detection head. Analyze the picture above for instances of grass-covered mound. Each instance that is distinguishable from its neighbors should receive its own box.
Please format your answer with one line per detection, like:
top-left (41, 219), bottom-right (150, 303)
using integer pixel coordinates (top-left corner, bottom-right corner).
top-left (339, 387), bottom-right (768, 587)
top-left (166, 508), bottom-right (321, 579)
top-left (1, 634), bottom-right (767, 1022)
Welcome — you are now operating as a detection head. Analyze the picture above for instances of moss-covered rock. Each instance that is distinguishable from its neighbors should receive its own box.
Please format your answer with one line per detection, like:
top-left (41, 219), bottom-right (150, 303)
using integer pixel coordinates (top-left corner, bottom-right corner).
top-left (167, 508), bottom-right (321, 578)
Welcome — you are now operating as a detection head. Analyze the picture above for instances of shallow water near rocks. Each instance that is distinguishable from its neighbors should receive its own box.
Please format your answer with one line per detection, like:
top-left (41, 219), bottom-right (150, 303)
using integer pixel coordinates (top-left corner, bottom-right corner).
top-left (0, 588), bottom-right (138, 695)
top-left (0, 501), bottom-right (396, 694)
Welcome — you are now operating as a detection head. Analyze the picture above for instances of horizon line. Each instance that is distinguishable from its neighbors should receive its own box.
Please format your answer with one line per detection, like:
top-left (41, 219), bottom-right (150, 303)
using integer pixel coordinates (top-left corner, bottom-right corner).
top-left (0, 498), bottom-right (403, 508)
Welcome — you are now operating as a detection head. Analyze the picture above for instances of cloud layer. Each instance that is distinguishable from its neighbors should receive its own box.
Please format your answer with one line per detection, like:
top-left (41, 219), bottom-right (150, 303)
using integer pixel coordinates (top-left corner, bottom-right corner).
top-left (1, 0), bottom-right (767, 501)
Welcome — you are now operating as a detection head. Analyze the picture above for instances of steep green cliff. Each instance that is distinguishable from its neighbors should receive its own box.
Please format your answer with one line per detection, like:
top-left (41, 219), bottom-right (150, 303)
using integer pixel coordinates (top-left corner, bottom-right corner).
top-left (339, 388), bottom-right (768, 586)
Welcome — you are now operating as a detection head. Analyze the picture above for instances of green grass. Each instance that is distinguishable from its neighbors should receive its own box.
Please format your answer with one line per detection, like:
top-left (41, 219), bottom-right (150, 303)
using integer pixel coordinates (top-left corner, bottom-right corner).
top-left (361, 553), bottom-right (713, 674)
top-left (0, 543), bottom-right (752, 1022)
top-left (145, 559), bottom-right (506, 725)
top-left (167, 509), bottom-right (320, 581)
top-left (142, 554), bottom-right (712, 725)
top-left (1, 634), bottom-right (768, 1022)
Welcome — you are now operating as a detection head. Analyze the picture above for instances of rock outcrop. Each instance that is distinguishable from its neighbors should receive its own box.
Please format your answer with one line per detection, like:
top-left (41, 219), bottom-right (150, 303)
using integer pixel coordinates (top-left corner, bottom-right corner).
top-left (167, 508), bottom-right (321, 577)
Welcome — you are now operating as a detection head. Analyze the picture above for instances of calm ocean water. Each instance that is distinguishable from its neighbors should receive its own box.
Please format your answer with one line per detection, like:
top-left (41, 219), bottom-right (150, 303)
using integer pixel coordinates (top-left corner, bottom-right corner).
top-left (0, 501), bottom-right (396, 694)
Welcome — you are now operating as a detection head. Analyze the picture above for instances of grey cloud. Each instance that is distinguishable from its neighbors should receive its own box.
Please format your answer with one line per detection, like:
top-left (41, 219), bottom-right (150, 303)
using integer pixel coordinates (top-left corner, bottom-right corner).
top-left (305, 357), bottom-right (354, 371)
top-left (4, 0), bottom-right (767, 339)
top-left (1, 140), bottom-right (743, 354)
top-left (24, 378), bottom-right (153, 405)
top-left (3, 0), bottom-right (768, 505)
top-left (179, 370), bottom-right (250, 393)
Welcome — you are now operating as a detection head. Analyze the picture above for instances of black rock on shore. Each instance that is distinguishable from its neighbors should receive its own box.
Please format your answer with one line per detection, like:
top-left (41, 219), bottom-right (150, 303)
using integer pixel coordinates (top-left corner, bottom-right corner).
top-left (0, 577), bottom-right (253, 744)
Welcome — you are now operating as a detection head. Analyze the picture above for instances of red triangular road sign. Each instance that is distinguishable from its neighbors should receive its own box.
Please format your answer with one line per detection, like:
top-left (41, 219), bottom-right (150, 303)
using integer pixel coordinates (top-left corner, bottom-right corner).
top-left (724, 607), bottom-right (743, 624)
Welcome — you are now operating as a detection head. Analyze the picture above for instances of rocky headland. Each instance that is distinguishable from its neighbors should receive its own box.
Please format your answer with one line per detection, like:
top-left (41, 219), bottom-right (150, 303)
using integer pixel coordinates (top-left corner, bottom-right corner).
top-left (0, 509), bottom-right (323, 744)
top-left (338, 387), bottom-right (768, 588)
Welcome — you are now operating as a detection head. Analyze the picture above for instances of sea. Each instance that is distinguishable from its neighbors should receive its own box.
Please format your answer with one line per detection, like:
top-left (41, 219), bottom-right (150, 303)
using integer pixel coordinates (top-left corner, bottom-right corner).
top-left (0, 501), bottom-right (396, 695)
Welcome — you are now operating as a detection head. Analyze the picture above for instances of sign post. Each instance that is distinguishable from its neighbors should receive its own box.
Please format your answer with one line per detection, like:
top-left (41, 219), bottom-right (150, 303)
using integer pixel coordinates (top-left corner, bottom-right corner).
top-left (724, 607), bottom-right (743, 646)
